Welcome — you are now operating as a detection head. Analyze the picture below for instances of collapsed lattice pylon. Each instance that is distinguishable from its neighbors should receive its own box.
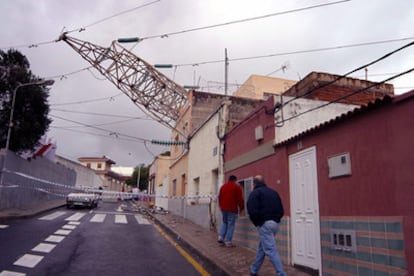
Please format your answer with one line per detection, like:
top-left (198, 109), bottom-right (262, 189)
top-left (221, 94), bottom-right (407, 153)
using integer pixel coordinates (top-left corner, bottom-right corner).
top-left (58, 33), bottom-right (188, 131)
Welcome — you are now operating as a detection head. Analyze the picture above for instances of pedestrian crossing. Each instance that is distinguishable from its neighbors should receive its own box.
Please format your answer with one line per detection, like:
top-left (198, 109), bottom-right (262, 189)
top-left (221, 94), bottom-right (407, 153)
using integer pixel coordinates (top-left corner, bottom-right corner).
top-left (38, 211), bottom-right (151, 225)
top-left (1, 210), bottom-right (151, 276)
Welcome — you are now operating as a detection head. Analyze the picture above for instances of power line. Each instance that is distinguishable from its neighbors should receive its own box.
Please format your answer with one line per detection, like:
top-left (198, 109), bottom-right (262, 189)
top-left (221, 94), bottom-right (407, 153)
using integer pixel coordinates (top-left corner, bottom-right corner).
top-left (50, 126), bottom-right (142, 143)
top-left (46, 35), bottom-right (414, 84)
top-left (45, 66), bottom-right (92, 80)
top-left (141, 0), bottom-right (350, 41)
top-left (1, 0), bottom-right (349, 53)
top-left (279, 39), bottom-right (414, 108)
top-left (174, 36), bottom-right (414, 67)
top-left (0, 39), bottom-right (57, 50)
top-left (66, 0), bottom-right (161, 33)
top-left (0, 1), bottom-right (160, 50)
top-left (49, 114), bottom-right (149, 142)
top-left (51, 108), bottom-right (152, 120)
top-left (52, 117), bottom-right (142, 129)
top-left (50, 93), bottom-right (124, 106)
top-left (280, 67), bottom-right (414, 124)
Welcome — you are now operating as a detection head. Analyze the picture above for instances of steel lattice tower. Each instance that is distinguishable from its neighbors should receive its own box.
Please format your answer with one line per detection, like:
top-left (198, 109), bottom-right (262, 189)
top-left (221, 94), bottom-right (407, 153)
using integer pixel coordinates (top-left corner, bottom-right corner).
top-left (59, 33), bottom-right (188, 131)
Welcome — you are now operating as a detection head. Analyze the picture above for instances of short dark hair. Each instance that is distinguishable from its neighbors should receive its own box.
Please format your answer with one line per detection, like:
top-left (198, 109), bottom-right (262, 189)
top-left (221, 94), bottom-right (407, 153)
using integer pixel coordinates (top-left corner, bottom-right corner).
top-left (229, 175), bottom-right (237, 181)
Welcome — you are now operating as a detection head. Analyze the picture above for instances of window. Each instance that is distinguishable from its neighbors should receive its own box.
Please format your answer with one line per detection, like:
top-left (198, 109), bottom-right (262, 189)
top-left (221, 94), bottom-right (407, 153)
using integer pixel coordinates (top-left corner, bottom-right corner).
top-left (211, 169), bottom-right (219, 196)
top-left (212, 146), bottom-right (218, 156)
top-left (193, 177), bottom-right (200, 204)
top-left (172, 179), bottom-right (177, 196)
top-left (238, 177), bottom-right (253, 213)
top-left (97, 163), bottom-right (102, 169)
top-left (86, 163), bottom-right (91, 168)
top-left (181, 174), bottom-right (186, 197)
top-left (331, 229), bottom-right (356, 252)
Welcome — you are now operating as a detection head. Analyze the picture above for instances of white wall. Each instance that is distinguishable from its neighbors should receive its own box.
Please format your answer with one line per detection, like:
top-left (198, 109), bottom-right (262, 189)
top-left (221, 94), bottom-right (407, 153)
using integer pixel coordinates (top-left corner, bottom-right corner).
top-left (187, 111), bottom-right (221, 205)
top-left (155, 176), bottom-right (169, 210)
top-left (274, 96), bottom-right (357, 143)
top-left (56, 155), bottom-right (104, 189)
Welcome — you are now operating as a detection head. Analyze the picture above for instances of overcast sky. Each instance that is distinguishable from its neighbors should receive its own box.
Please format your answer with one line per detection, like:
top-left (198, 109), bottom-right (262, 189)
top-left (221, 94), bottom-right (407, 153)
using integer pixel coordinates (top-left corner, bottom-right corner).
top-left (1, 0), bottom-right (413, 167)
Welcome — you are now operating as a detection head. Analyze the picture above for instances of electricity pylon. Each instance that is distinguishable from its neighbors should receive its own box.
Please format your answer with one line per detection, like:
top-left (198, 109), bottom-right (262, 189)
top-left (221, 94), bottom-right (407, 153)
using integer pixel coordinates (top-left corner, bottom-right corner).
top-left (58, 33), bottom-right (188, 131)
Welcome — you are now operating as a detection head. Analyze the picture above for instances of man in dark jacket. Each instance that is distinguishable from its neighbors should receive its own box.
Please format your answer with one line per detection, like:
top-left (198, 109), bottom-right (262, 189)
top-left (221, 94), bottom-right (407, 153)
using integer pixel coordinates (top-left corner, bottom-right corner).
top-left (247, 175), bottom-right (286, 276)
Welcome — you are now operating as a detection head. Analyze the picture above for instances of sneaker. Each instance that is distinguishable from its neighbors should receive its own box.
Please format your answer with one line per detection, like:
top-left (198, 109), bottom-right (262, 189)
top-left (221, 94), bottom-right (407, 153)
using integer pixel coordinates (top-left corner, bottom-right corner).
top-left (225, 242), bottom-right (235, 247)
top-left (217, 239), bottom-right (224, 244)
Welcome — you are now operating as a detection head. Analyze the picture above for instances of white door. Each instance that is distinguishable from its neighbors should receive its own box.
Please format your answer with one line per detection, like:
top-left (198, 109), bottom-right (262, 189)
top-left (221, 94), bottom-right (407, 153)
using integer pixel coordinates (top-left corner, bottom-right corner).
top-left (289, 146), bottom-right (321, 270)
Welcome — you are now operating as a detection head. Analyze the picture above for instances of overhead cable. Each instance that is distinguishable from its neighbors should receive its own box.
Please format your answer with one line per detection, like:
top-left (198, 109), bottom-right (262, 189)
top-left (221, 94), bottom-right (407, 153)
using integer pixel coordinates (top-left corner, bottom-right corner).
top-left (140, 0), bottom-right (350, 41)
top-left (0, 0), bottom-right (160, 50)
top-left (281, 67), bottom-right (414, 123)
top-left (279, 39), bottom-right (414, 108)
top-left (50, 126), bottom-right (142, 143)
top-left (50, 93), bottom-right (124, 106)
top-left (1, 0), bottom-right (346, 50)
top-left (51, 108), bottom-right (152, 120)
top-left (65, 0), bottom-right (161, 34)
top-left (50, 114), bottom-right (149, 142)
top-left (175, 36), bottom-right (414, 67)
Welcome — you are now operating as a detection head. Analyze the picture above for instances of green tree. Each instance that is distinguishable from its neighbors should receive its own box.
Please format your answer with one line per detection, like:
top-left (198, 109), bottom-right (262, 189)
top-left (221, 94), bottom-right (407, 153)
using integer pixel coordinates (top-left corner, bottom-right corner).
top-left (0, 49), bottom-right (51, 152)
top-left (126, 164), bottom-right (149, 191)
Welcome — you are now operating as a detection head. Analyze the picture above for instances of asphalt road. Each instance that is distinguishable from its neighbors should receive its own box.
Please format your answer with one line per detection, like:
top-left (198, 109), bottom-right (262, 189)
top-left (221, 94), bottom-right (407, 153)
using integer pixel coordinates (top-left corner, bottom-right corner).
top-left (0, 201), bottom-right (213, 276)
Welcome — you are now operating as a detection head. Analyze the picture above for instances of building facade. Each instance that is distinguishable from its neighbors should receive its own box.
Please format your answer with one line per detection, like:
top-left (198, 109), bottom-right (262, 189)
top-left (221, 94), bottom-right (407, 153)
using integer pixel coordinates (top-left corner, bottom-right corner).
top-left (223, 76), bottom-right (414, 274)
top-left (78, 156), bottom-right (125, 192)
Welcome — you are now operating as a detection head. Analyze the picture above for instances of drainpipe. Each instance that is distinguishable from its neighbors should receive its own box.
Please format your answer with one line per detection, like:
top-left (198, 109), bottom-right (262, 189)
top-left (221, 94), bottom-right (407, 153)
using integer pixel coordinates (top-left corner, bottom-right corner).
top-left (211, 100), bottom-right (232, 231)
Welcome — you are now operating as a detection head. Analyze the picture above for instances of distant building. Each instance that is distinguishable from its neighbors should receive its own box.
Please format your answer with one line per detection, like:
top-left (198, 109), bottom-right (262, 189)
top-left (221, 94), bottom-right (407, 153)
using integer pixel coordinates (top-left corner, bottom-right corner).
top-left (148, 154), bottom-right (170, 210)
top-left (232, 74), bottom-right (296, 100)
top-left (55, 155), bottom-right (103, 189)
top-left (78, 156), bottom-right (125, 192)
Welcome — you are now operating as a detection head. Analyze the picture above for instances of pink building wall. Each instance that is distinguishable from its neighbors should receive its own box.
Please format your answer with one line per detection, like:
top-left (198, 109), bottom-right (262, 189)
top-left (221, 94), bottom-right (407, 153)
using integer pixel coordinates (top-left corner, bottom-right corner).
top-left (224, 91), bottom-right (414, 274)
top-left (283, 92), bottom-right (414, 273)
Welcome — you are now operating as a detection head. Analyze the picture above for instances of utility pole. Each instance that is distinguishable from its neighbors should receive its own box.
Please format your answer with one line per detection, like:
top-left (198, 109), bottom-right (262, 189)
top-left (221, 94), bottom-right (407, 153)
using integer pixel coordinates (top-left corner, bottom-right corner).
top-left (224, 48), bottom-right (229, 96)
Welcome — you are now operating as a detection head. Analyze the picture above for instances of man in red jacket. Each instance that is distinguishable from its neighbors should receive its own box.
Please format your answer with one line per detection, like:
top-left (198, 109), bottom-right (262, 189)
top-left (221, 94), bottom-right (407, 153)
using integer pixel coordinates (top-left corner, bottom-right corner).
top-left (218, 175), bottom-right (244, 247)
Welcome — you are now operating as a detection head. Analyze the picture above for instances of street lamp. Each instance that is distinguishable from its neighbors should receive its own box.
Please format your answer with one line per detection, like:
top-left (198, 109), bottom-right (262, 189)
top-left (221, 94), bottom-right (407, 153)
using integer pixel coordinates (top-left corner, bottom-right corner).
top-left (136, 163), bottom-right (144, 189)
top-left (5, 79), bottom-right (55, 151)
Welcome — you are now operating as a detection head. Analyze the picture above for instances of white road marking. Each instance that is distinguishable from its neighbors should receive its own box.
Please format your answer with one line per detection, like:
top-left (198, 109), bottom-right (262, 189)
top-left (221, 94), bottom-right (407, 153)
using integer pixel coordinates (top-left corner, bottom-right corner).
top-left (13, 254), bottom-right (43, 268)
top-left (114, 215), bottom-right (127, 224)
top-left (94, 211), bottom-right (135, 216)
top-left (68, 221), bottom-right (80, 225)
top-left (65, 212), bottom-right (86, 221)
top-left (62, 224), bottom-right (77, 230)
top-left (0, 270), bottom-right (26, 276)
top-left (135, 215), bottom-right (150, 225)
top-left (38, 211), bottom-right (66, 221)
top-left (0, 225), bottom-right (9, 229)
top-left (90, 214), bottom-right (106, 223)
top-left (44, 235), bottom-right (65, 243)
top-left (54, 229), bottom-right (71, 235)
top-left (32, 243), bottom-right (56, 253)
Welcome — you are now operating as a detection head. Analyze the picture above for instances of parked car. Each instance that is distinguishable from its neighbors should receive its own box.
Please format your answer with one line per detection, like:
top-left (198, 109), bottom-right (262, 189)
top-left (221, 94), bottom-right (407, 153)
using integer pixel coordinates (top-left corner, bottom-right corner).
top-left (66, 192), bottom-right (99, 209)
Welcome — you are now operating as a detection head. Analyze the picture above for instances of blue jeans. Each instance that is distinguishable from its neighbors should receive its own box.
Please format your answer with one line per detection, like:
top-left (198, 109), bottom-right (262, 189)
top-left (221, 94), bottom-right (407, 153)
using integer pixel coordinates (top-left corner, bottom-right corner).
top-left (219, 211), bottom-right (237, 242)
top-left (250, 220), bottom-right (286, 276)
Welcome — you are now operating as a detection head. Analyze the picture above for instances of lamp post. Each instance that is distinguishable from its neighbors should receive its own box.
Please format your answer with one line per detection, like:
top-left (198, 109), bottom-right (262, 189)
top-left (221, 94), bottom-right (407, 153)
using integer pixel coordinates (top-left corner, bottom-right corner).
top-left (5, 79), bottom-right (54, 151)
top-left (136, 163), bottom-right (144, 189)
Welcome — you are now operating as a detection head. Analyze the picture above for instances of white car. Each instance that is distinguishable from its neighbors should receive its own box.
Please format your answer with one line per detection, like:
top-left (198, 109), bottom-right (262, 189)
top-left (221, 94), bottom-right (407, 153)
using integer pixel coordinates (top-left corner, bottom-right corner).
top-left (66, 192), bottom-right (99, 209)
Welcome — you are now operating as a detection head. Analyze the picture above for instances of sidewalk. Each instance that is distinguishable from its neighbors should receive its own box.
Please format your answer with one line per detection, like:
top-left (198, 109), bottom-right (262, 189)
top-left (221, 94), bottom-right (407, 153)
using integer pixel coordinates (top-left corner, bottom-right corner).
top-left (149, 210), bottom-right (312, 276)
top-left (0, 199), bottom-right (65, 220)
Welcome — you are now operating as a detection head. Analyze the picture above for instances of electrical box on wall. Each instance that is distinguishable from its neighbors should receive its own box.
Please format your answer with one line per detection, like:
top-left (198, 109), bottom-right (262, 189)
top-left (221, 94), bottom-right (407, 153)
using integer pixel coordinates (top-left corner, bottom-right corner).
top-left (255, 125), bottom-right (263, 141)
top-left (328, 152), bottom-right (351, 178)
